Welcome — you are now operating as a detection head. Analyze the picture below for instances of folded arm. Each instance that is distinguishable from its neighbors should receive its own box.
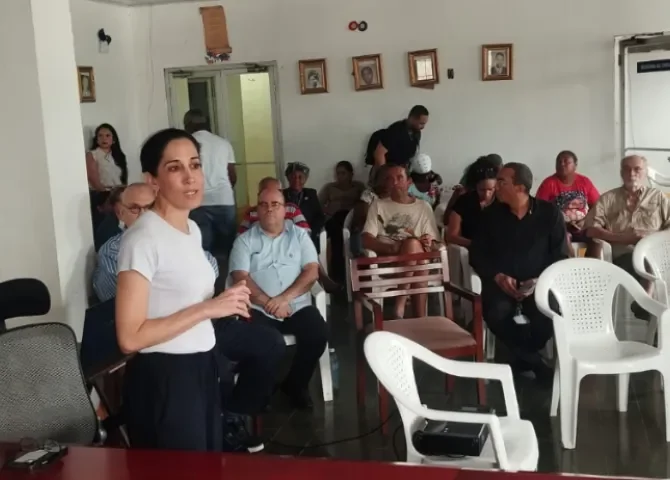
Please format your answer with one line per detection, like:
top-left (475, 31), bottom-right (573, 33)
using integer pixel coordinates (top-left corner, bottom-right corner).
top-left (231, 270), bottom-right (270, 308)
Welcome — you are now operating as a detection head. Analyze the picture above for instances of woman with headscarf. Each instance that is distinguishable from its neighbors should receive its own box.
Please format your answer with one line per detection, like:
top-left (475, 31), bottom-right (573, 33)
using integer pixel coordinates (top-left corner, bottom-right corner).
top-left (283, 162), bottom-right (325, 252)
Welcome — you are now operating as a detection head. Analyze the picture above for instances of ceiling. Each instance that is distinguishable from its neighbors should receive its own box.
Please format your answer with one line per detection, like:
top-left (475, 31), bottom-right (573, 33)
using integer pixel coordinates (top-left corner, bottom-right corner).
top-left (90, 0), bottom-right (204, 6)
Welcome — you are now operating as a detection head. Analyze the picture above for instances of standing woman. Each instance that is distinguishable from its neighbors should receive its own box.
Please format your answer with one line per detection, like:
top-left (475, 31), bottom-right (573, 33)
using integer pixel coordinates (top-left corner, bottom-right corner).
top-left (86, 123), bottom-right (128, 228)
top-left (319, 161), bottom-right (365, 282)
top-left (115, 128), bottom-right (251, 451)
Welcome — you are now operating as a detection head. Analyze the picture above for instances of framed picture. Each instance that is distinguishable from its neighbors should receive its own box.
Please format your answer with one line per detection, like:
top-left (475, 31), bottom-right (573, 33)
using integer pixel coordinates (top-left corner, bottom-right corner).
top-left (298, 58), bottom-right (328, 94)
top-left (352, 54), bottom-right (383, 91)
top-left (482, 44), bottom-right (513, 81)
top-left (408, 49), bottom-right (439, 87)
top-left (77, 66), bottom-right (96, 103)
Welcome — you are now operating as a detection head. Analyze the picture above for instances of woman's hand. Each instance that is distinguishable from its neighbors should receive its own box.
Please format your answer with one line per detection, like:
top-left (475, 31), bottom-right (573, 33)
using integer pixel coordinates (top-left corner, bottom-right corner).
top-left (206, 281), bottom-right (252, 319)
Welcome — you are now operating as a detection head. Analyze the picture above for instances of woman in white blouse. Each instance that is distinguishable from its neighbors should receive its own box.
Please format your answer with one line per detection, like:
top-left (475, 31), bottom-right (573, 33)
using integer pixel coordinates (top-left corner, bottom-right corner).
top-left (86, 123), bottom-right (128, 190)
top-left (86, 124), bottom-right (128, 229)
top-left (116, 128), bottom-right (251, 451)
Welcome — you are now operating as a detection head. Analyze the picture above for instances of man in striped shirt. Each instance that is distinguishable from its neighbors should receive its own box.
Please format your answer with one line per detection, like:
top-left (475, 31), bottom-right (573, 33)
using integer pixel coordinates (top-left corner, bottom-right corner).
top-left (92, 183), bottom-right (219, 302)
top-left (238, 176), bottom-right (341, 294)
top-left (238, 177), bottom-right (310, 234)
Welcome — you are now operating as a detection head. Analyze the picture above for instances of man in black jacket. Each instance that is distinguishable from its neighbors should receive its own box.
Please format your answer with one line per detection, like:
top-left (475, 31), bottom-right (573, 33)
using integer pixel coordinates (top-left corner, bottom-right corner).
top-left (470, 162), bottom-right (568, 381)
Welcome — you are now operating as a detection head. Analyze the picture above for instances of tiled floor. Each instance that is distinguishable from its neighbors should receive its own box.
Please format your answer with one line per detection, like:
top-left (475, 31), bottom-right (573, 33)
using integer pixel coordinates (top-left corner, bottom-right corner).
top-left (260, 297), bottom-right (670, 478)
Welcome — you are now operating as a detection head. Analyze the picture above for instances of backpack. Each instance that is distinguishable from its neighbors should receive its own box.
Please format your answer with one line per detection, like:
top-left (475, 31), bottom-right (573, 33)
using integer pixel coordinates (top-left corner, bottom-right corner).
top-left (364, 129), bottom-right (386, 165)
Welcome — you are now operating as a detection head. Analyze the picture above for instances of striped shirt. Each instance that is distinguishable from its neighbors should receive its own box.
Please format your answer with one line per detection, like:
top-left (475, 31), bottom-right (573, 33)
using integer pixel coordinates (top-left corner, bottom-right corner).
top-left (238, 202), bottom-right (311, 234)
top-left (92, 232), bottom-right (220, 302)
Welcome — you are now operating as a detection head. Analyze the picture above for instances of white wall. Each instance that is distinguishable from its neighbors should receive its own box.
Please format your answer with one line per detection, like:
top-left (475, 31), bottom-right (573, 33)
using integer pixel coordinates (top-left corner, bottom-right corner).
top-left (78, 0), bottom-right (670, 193)
top-left (1, 0), bottom-right (93, 336)
top-left (71, 0), bottom-right (143, 181)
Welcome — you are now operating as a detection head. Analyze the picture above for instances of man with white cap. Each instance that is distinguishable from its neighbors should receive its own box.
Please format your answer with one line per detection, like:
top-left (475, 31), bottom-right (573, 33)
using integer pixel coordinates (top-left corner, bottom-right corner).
top-left (408, 153), bottom-right (442, 207)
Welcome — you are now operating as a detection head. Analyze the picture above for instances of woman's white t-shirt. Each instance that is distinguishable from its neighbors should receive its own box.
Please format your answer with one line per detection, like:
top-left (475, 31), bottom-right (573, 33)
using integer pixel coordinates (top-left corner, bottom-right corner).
top-left (90, 148), bottom-right (123, 188)
top-left (117, 211), bottom-right (216, 354)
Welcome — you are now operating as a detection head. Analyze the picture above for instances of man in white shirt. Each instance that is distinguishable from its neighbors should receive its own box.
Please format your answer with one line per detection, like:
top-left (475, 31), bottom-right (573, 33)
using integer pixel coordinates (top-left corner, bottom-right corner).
top-left (184, 109), bottom-right (237, 255)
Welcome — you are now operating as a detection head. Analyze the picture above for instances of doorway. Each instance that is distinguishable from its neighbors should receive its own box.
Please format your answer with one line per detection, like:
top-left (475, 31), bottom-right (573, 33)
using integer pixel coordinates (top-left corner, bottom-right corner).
top-left (165, 63), bottom-right (283, 216)
top-left (617, 33), bottom-right (670, 184)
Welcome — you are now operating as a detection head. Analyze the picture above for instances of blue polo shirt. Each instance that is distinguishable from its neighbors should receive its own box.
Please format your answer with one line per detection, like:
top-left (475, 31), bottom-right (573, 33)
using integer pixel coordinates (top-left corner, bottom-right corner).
top-left (229, 222), bottom-right (319, 319)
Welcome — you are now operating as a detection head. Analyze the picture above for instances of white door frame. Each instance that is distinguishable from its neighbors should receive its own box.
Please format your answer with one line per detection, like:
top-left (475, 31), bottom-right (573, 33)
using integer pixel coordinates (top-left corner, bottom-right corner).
top-left (164, 62), bottom-right (285, 178)
top-left (614, 32), bottom-right (670, 162)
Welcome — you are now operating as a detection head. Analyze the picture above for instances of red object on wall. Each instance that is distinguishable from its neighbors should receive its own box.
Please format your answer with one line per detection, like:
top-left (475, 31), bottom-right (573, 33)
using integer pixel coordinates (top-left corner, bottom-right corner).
top-left (348, 21), bottom-right (359, 31)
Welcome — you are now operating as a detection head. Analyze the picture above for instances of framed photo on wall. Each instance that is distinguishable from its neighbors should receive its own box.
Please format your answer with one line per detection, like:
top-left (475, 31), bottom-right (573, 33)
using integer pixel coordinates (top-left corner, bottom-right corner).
top-left (298, 58), bottom-right (328, 94)
top-left (77, 66), bottom-right (96, 103)
top-left (352, 54), bottom-right (383, 91)
top-left (408, 49), bottom-right (439, 87)
top-left (482, 44), bottom-right (513, 81)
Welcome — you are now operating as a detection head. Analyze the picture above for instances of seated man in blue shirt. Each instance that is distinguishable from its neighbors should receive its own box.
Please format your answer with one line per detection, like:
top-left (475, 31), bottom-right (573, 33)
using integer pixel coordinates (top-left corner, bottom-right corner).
top-left (229, 188), bottom-right (328, 410)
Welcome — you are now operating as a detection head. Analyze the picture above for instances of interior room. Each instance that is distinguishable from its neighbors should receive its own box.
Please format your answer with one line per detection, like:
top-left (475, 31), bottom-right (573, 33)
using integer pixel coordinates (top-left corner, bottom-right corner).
top-left (3, 0), bottom-right (670, 478)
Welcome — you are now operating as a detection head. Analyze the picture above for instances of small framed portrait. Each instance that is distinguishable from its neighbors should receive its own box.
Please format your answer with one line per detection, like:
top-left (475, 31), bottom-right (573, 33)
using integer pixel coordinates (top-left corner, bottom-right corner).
top-left (298, 58), bottom-right (328, 94)
top-left (77, 66), bottom-right (96, 103)
top-left (352, 54), bottom-right (383, 91)
top-left (482, 44), bottom-right (513, 81)
top-left (408, 49), bottom-right (439, 87)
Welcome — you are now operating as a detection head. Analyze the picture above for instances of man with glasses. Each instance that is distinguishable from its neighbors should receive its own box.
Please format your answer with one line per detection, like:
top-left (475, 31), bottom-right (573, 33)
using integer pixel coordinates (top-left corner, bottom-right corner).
top-left (585, 155), bottom-right (670, 319)
top-left (229, 187), bottom-right (328, 410)
top-left (93, 183), bottom-right (215, 301)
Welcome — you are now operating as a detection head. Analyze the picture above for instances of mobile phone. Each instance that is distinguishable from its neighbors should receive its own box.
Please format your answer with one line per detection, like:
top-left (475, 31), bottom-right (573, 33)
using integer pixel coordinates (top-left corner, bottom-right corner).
top-left (4, 447), bottom-right (68, 471)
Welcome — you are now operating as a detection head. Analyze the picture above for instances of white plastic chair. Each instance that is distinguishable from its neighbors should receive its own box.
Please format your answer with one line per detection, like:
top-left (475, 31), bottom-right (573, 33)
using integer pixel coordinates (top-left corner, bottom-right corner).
top-left (446, 244), bottom-right (491, 360)
top-left (319, 229), bottom-right (331, 306)
top-left (342, 210), bottom-right (354, 302)
top-left (364, 331), bottom-right (539, 472)
top-left (648, 167), bottom-right (670, 188)
top-left (535, 258), bottom-right (670, 449)
top-left (633, 230), bottom-right (670, 345)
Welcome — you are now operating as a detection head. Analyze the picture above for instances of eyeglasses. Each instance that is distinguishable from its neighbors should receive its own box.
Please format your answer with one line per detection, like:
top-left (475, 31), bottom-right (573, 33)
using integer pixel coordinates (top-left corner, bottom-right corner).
top-left (122, 203), bottom-right (153, 215)
top-left (258, 201), bottom-right (285, 210)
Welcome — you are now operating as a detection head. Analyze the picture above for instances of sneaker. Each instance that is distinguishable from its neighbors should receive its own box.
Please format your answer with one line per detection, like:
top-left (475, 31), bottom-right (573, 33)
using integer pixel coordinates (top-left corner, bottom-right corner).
top-left (225, 413), bottom-right (264, 453)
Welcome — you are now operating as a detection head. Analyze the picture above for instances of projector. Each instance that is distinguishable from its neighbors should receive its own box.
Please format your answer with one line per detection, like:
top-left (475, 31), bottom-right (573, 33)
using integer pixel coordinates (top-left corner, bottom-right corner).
top-left (411, 406), bottom-right (494, 457)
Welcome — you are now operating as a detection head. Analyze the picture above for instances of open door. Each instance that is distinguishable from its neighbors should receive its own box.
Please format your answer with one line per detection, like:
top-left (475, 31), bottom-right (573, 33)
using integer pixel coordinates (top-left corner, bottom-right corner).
top-left (619, 33), bottom-right (670, 187)
top-left (165, 63), bottom-right (283, 217)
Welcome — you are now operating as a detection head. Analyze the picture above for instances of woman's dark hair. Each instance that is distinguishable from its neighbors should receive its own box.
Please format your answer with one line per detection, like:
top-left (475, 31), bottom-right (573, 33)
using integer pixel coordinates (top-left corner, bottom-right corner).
top-left (335, 160), bottom-right (354, 173)
top-left (556, 150), bottom-right (578, 164)
top-left (464, 155), bottom-right (500, 190)
top-left (91, 123), bottom-right (128, 184)
top-left (139, 128), bottom-right (200, 177)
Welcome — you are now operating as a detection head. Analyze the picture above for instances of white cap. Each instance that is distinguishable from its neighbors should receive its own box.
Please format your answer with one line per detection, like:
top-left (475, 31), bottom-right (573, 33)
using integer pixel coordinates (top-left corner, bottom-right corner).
top-left (410, 153), bottom-right (432, 174)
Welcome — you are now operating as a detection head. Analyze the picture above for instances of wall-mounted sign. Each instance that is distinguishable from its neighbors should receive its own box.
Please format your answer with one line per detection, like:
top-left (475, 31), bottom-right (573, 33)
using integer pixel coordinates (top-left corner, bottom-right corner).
top-left (637, 59), bottom-right (670, 73)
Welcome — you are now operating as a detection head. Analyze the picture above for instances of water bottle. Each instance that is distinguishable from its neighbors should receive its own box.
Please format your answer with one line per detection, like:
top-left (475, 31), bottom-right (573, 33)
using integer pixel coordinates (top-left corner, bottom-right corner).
top-left (330, 348), bottom-right (339, 390)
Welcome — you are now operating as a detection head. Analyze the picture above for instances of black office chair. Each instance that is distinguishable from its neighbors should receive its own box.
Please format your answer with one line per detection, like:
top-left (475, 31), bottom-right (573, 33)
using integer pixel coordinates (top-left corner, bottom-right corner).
top-left (0, 278), bottom-right (51, 332)
top-left (0, 323), bottom-right (101, 444)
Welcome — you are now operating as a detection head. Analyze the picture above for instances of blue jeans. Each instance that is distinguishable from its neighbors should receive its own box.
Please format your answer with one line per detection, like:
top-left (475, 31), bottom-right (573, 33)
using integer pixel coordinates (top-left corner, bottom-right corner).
top-left (189, 205), bottom-right (237, 254)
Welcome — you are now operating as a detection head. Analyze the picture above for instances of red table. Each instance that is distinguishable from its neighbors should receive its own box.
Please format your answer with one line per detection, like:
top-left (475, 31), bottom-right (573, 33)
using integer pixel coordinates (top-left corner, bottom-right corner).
top-left (0, 446), bottom-right (643, 480)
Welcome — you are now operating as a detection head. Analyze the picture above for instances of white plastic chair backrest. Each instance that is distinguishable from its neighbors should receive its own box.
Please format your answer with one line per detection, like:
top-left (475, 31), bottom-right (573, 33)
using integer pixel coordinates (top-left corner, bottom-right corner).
top-left (364, 332), bottom-right (422, 444)
top-left (535, 258), bottom-right (646, 343)
top-left (364, 332), bottom-right (512, 468)
top-left (633, 230), bottom-right (670, 307)
top-left (647, 167), bottom-right (670, 188)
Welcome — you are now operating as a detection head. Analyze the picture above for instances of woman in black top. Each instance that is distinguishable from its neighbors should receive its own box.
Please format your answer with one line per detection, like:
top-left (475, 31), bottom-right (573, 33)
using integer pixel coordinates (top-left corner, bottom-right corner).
top-left (445, 157), bottom-right (499, 247)
top-left (283, 162), bottom-right (325, 252)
